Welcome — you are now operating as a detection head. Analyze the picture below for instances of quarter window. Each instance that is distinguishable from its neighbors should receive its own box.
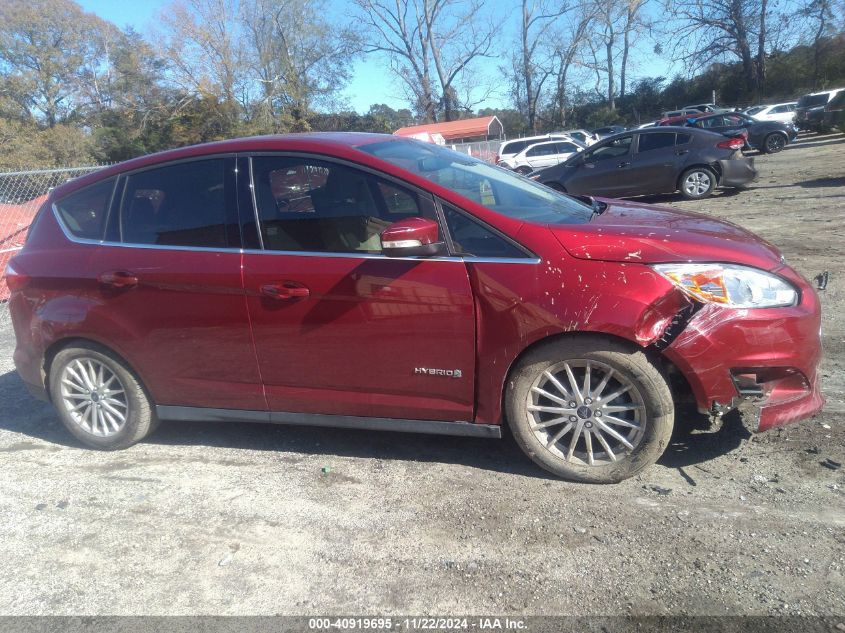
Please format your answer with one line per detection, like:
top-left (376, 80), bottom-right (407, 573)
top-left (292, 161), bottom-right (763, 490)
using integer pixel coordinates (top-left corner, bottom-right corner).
top-left (252, 156), bottom-right (435, 254)
top-left (443, 205), bottom-right (527, 259)
top-left (55, 178), bottom-right (116, 240)
top-left (119, 159), bottom-right (228, 248)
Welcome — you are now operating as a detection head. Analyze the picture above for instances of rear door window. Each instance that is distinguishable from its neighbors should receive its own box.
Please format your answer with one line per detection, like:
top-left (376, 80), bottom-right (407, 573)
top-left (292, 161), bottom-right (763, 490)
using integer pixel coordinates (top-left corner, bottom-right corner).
top-left (54, 178), bottom-right (116, 240)
top-left (119, 159), bottom-right (229, 248)
top-left (637, 133), bottom-right (675, 153)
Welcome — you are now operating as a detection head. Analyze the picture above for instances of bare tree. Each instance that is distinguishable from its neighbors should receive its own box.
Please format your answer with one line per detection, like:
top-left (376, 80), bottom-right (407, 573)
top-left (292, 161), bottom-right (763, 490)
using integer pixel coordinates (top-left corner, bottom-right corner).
top-left (799, 0), bottom-right (835, 88)
top-left (585, 0), bottom-right (650, 109)
top-left (354, 0), bottom-right (495, 122)
top-left (510, 0), bottom-right (572, 132)
top-left (157, 0), bottom-right (245, 121)
top-left (619, 0), bottom-right (650, 97)
top-left (240, 0), bottom-right (359, 131)
top-left (550, 8), bottom-right (593, 126)
top-left (668, 0), bottom-right (778, 99)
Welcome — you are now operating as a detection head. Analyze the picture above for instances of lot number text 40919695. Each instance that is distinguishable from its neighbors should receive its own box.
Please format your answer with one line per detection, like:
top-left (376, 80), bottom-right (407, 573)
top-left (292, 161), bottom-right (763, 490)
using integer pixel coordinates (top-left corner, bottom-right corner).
top-left (308, 617), bottom-right (528, 630)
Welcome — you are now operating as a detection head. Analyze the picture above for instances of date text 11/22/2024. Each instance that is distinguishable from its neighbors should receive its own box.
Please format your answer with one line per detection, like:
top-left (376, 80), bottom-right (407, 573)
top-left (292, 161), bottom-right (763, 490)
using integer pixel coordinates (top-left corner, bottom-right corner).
top-left (308, 617), bottom-right (528, 630)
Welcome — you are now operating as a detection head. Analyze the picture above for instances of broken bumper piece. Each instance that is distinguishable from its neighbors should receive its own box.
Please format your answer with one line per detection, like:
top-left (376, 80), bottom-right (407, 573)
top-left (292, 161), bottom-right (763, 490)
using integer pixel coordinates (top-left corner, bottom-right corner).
top-left (661, 265), bottom-right (824, 432)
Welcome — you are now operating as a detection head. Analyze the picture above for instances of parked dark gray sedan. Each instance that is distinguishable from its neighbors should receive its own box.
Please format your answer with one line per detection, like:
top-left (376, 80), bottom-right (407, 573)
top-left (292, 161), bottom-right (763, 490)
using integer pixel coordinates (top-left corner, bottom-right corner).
top-left (688, 112), bottom-right (797, 153)
top-left (531, 127), bottom-right (757, 200)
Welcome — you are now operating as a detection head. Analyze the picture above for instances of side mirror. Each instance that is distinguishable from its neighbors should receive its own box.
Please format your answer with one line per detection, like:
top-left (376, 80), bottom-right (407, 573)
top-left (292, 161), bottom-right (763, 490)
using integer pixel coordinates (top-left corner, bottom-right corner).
top-left (380, 217), bottom-right (446, 258)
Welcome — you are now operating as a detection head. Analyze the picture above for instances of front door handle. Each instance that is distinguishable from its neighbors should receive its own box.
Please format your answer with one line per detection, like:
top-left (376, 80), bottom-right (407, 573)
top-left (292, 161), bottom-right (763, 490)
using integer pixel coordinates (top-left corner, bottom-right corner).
top-left (675, 149), bottom-right (689, 155)
top-left (260, 282), bottom-right (310, 300)
top-left (618, 161), bottom-right (630, 168)
top-left (98, 271), bottom-right (138, 289)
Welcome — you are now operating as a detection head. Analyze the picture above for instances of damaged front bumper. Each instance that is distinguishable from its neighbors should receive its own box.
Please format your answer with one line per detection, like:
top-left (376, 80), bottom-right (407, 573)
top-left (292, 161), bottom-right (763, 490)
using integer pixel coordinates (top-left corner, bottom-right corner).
top-left (660, 265), bottom-right (824, 432)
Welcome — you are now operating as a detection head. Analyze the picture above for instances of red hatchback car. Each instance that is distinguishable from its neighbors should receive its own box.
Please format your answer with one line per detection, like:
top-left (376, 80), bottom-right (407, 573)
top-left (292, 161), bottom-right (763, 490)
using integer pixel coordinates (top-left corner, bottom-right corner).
top-left (6, 133), bottom-right (824, 482)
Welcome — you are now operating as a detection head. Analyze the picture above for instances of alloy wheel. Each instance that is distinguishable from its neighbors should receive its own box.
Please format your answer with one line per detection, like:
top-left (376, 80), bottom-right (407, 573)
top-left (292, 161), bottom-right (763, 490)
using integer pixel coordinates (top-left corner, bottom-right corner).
top-left (683, 171), bottom-right (712, 197)
top-left (526, 359), bottom-right (646, 466)
top-left (59, 357), bottom-right (129, 437)
top-left (765, 134), bottom-right (785, 152)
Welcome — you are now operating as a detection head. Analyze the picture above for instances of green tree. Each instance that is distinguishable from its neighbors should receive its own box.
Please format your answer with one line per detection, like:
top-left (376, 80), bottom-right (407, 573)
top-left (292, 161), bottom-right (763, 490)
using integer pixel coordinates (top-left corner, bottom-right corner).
top-left (0, 0), bottom-right (117, 126)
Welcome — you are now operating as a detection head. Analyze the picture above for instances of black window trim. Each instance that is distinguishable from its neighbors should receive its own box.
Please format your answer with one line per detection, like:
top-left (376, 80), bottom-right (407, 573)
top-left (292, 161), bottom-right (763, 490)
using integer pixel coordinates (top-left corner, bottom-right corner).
top-left (51, 149), bottom-right (540, 264)
top-left (52, 176), bottom-right (119, 243)
top-left (52, 153), bottom-right (242, 253)
top-left (634, 130), bottom-right (677, 154)
top-left (435, 197), bottom-right (538, 262)
top-left (238, 150), bottom-right (539, 264)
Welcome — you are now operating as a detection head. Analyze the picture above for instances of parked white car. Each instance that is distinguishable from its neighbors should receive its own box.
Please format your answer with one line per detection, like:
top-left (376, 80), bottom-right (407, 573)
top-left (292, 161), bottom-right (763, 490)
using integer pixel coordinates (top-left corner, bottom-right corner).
top-left (496, 134), bottom-right (572, 166)
top-left (751, 102), bottom-right (797, 125)
top-left (499, 139), bottom-right (584, 174)
top-left (560, 129), bottom-right (598, 146)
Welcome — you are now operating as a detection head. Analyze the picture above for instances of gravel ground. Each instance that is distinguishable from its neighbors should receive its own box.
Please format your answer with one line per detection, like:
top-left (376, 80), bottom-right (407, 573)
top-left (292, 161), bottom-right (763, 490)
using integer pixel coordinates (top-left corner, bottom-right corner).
top-left (0, 133), bottom-right (843, 618)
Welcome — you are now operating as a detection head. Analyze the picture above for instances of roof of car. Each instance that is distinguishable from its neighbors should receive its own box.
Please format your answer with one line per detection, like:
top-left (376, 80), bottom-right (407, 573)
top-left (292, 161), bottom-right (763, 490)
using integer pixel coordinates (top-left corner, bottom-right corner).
top-left (49, 132), bottom-right (401, 199)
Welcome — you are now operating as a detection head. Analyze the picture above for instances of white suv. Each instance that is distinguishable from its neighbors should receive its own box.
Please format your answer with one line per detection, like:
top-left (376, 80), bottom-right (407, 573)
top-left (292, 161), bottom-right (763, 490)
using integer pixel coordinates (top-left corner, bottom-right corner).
top-left (560, 129), bottom-right (597, 146)
top-left (499, 139), bottom-right (584, 174)
top-left (751, 102), bottom-right (797, 125)
top-left (496, 134), bottom-right (571, 166)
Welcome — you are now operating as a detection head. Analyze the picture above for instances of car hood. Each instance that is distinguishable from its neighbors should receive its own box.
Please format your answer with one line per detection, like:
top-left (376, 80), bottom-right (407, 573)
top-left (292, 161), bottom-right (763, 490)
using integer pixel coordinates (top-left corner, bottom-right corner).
top-left (548, 198), bottom-right (784, 270)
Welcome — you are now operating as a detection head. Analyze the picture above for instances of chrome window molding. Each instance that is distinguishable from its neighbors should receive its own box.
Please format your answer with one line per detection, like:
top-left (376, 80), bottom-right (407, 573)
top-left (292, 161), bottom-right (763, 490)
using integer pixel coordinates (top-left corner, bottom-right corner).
top-left (53, 204), bottom-right (541, 263)
top-left (242, 151), bottom-right (539, 263)
top-left (50, 148), bottom-right (541, 265)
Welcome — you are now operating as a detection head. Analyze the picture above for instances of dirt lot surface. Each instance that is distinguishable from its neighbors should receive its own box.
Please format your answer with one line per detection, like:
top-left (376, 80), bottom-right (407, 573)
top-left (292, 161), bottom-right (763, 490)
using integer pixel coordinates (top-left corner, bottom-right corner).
top-left (0, 133), bottom-right (843, 618)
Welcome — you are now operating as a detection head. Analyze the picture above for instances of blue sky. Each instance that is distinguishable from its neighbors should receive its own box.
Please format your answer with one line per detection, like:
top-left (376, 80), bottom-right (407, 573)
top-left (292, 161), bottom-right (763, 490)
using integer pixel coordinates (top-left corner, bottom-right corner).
top-left (78, 0), bottom-right (675, 114)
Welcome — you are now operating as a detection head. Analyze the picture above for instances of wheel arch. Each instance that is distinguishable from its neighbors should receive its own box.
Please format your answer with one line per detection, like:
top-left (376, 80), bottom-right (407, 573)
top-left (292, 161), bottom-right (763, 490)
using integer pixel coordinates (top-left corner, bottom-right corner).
top-left (499, 330), bottom-right (696, 426)
top-left (43, 337), bottom-right (153, 404)
top-left (677, 163), bottom-right (720, 191)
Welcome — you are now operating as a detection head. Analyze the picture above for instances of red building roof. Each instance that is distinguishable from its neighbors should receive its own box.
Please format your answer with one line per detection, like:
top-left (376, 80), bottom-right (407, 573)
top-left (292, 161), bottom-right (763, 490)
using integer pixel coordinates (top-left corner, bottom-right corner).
top-left (394, 116), bottom-right (503, 142)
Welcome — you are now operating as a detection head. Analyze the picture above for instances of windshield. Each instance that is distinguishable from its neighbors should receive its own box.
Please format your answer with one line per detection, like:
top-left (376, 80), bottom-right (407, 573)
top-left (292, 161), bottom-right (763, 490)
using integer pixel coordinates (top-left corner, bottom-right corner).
top-left (359, 139), bottom-right (593, 225)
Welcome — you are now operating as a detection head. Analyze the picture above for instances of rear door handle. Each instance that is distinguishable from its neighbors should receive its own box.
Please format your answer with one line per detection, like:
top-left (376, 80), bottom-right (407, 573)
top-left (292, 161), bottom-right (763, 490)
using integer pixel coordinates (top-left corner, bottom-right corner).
top-left (260, 282), bottom-right (310, 300)
top-left (675, 149), bottom-right (689, 155)
top-left (98, 271), bottom-right (138, 289)
top-left (618, 161), bottom-right (630, 168)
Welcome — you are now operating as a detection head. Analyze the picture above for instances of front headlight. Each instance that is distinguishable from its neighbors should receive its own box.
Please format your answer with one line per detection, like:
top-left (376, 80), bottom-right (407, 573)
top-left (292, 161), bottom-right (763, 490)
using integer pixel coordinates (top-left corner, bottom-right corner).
top-left (652, 263), bottom-right (798, 308)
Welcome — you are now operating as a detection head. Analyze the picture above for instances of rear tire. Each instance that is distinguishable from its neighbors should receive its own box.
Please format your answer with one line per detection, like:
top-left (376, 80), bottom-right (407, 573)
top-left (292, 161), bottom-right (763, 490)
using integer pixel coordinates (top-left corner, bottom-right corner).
top-left (49, 343), bottom-right (157, 450)
top-left (679, 166), bottom-right (716, 199)
top-left (506, 337), bottom-right (674, 483)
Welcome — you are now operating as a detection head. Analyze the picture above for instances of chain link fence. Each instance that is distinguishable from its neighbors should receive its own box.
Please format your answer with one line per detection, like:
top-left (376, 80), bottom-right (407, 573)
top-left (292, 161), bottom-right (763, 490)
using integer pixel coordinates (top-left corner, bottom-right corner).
top-left (448, 140), bottom-right (503, 163)
top-left (1, 166), bottom-right (106, 316)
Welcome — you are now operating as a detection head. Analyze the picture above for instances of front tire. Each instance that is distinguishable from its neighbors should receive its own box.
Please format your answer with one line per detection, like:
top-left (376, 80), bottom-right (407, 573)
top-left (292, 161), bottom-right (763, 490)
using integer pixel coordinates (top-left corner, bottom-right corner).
top-left (762, 132), bottom-right (786, 153)
top-left (679, 166), bottom-right (716, 199)
top-left (49, 343), bottom-right (157, 450)
top-left (506, 337), bottom-right (674, 483)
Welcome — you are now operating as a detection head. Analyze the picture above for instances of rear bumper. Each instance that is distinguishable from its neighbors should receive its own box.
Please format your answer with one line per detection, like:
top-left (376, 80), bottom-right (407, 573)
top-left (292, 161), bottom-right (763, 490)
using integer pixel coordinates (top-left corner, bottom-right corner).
top-left (718, 157), bottom-right (757, 188)
top-left (663, 266), bottom-right (824, 432)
